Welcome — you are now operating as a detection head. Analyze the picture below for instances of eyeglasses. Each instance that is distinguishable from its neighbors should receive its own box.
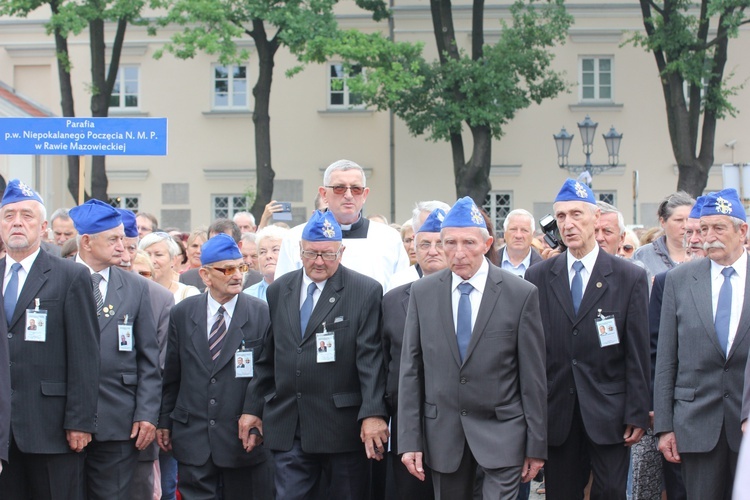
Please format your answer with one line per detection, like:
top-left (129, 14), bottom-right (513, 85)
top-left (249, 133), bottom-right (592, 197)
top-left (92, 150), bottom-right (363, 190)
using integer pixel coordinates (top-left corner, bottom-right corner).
top-left (300, 249), bottom-right (342, 261)
top-left (206, 264), bottom-right (250, 276)
top-left (138, 271), bottom-right (153, 278)
top-left (417, 241), bottom-right (444, 251)
top-left (325, 185), bottom-right (365, 196)
top-left (622, 245), bottom-right (634, 251)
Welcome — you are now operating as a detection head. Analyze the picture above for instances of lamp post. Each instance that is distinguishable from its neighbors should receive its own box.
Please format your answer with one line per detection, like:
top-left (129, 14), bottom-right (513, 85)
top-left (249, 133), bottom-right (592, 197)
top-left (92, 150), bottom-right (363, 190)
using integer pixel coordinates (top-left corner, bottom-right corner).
top-left (553, 115), bottom-right (623, 184)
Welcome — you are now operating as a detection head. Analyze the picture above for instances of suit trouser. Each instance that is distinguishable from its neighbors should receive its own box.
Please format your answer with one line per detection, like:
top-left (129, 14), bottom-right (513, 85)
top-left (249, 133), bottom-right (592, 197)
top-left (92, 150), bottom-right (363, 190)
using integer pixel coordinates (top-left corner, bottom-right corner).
top-left (272, 438), bottom-right (370, 500)
top-left (177, 454), bottom-right (274, 500)
top-left (85, 438), bottom-right (139, 500)
top-left (546, 399), bottom-right (629, 500)
top-left (389, 412), bottom-right (434, 500)
top-left (0, 437), bottom-right (85, 500)
top-left (431, 441), bottom-right (522, 500)
top-left (128, 442), bottom-right (159, 500)
top-left (680, 425), bottom-right (738, 500)
top-left (663, 457), bottom-right (687, 500)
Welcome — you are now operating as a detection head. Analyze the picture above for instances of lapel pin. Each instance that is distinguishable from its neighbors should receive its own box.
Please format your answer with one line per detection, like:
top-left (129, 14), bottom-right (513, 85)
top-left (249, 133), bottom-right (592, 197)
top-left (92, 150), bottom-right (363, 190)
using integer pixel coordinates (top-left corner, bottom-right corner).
top-left (596, 282), bottom-right (602, 288)
top-left (329, 298), bottom-right (335, 303)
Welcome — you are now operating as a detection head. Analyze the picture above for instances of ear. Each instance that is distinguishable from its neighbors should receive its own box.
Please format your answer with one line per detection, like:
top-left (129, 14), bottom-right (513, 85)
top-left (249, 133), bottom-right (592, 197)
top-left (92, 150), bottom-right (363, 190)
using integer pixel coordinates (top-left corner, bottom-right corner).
top-left (199, 267), bottom-right (211, 287)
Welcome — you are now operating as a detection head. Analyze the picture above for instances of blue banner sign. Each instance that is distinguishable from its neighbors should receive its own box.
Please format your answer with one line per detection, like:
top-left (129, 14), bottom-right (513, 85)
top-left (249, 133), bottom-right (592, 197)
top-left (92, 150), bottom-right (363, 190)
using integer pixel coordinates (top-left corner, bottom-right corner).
top-left (0, 117), bottom-right (168, 156)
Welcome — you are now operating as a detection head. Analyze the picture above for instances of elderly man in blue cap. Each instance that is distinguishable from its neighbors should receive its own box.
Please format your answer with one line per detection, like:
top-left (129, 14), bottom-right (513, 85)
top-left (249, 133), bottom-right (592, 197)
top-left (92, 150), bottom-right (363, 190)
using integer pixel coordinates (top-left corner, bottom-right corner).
top-left (70, 199), bottom-right (161, 500)
top-left (245, 210), bottom-right (388, 500)
top-left (399, 197), bottom-right (546, 499)
top-left (525, 179), bottom-right (650, 500)
top-left (157, 234), bottom-right (273, 500)
top-left (0, 180), bottom-right (100, 500)
top-left (655, 188), bottom-right (750, 500)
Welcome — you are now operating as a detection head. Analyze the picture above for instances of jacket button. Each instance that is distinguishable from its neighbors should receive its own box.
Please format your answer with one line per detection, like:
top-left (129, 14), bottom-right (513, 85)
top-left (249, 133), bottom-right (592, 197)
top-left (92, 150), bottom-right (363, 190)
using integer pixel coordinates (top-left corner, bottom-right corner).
top-left (297, 348), bottom-right (302, 354)
top-left (7, 333), bottom-right (11, 339)
top-left (460, 378), bottom-right (467, 384)
top-left (572, 329), bottom-right (578, 336)
top-left (460, 409), bottom-right (467, 416)
top-left (297, 393), bottom-right (302, 399)
top-left (296, 370), bottom-right (301, 377)
top-left (209, 419), bottom-right (216, 426)
top-left (209, 399), bottom-right (216, 405)
top-left (210, 378), bottom-right (217, 384)
top-left (572, 359), bottom-right (578, 366)
top-left (725, 393), bottom-right (730, 398)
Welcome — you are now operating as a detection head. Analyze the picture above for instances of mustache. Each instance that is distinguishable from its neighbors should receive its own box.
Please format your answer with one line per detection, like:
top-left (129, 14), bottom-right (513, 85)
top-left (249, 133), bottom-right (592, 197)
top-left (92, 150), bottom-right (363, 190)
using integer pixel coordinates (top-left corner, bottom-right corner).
top-left (703, 241), bottom-right (727, 250)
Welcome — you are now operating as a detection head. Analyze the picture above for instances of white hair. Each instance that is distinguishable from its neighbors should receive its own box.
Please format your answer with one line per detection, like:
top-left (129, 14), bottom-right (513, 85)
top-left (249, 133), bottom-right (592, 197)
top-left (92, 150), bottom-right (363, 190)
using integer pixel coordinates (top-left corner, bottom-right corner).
top-left (323, 159), bottom-right (367, 187)
top-left (411, 200), bottom-right (451, 233)
top-left (596, 201), bottom-right (626, 234)
top-left (503, 209), bottom-right (535, 233)
top-left (233, 211), bottom-right (256, 226)
top-left (255, 225), bottom-right (289, 248)
top-left (139, 232), bottom-right (180, 258)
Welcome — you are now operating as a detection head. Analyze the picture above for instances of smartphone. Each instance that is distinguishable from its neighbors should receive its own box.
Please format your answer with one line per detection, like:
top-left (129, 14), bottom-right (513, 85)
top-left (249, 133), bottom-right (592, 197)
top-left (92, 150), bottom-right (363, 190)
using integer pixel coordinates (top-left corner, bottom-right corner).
top-left (272, 202), bottom-right (293, 221)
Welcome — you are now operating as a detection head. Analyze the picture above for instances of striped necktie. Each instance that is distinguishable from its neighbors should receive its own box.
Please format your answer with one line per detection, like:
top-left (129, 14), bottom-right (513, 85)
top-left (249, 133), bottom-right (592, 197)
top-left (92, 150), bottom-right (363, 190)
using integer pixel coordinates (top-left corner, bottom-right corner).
top-left (209, 306), bottom-right (227, 361)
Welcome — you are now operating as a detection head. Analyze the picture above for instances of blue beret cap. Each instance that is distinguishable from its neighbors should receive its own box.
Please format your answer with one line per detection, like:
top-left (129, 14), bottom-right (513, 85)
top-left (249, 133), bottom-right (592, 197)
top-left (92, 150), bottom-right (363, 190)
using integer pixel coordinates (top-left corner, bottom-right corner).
top-left (554, 179), bottom-right (596, 205)
top-left (700, 188), bottom-right (747, 221)
top-left (200, 233), bottom-right (242, 265)
top-left (302, 210), bottom-right (342, 242)
top-left (418, 208), bottom-right (446, 233)
top-left (688, 195), bottom-right (707, 220)
top-left (1, 179), bottom-right (44, 207)
top-left (69, 199), bottom-right (123, 235)
top-left (116, 209), bottom-right (138, 238)
top-left (442, 197), bottom-right (485, 229)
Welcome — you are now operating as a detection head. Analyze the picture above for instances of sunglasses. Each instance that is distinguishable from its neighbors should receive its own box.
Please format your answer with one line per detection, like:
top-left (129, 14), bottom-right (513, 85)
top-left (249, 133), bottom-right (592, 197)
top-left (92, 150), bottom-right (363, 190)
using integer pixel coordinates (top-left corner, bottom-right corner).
top-left (207, 264), bottom-right (250, 276)
top-left (622, 245), bottom-right (634, 252)
top-left (138, 271), bottom-right (153, 278)
top-left (325, 185), bottom-right (365, 196)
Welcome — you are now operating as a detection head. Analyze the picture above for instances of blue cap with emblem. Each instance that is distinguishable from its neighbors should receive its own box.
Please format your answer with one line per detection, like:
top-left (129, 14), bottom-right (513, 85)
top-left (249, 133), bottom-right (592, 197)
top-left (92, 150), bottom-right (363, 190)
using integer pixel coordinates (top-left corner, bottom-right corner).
top-left (302, 210), bottom-right (342, 242)
top-left (116, 209), bottom-right (138, 238)
top-left (554, 178), bottom-right (596, 205)
top-left (1, 179), bottom-right (44, 207)
top-left (200, 233), bottom-right (242, 265)
top-left (69, 199), bottom-right (123, 235)
top-left (688, 195), bottom-right (708, 220)
top-left (700, 188), bottom-right (746, 221)
top-left (441, 197), bottom-right (485, 229)
top-left (418, 208), bottom-right (446, 233)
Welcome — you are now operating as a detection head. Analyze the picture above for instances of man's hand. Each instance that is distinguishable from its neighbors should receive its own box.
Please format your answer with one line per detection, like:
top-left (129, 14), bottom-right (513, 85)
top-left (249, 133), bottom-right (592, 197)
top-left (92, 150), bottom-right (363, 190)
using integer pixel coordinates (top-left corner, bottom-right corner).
top-left (239, 414), bottom-right (263, 452)
top-left (360, 417), bottom-right (389, 461)
top-left (623, 425), bottom-right (645, 447)
top-left (66, 430), bottom-right (92, 452)
top-left (649, 411), bottom-right (655, 430)
top-left (401, 451), bottom-right (426, 481)
top-left (743, 419), bottom-right (747, 434)
top-left (131, 421), bottom-right (156, 450)
top-left (521, 457), bottom-right (544, 483)
top-left (541, 247), bottom-right (562, 260)
top-left (156, 429), bottom-right (172, 452)
top-left (658, 432), bottom-right (681, 463)
top-left (258, 201), bottom-right (283, 230)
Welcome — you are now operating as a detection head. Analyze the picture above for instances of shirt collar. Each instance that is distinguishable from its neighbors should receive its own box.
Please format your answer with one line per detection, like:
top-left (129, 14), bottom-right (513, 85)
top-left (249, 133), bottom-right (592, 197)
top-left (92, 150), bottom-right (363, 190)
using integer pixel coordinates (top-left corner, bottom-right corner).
top-left (75, 254), bottom-right (111, 282)
top-left (710, 249), bottom-right (747, 281)
top-left (207, 292), bottom-right (238, 319)
top-left (302, 272), bottom-right (327, 293)
top-left (5, 248), bottom-right (40, 277)
top-left (451, 257), bottom-right (489, 294)
top-left (501, 248), bottom-right (532, 270)
top-left (567, 244), bottom-right (599, 274)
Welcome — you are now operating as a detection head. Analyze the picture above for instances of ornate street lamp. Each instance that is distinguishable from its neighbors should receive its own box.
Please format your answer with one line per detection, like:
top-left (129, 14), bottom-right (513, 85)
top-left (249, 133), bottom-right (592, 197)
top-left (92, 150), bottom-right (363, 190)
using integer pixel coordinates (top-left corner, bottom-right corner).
top-left (553, 115), bottom-right (623, 180)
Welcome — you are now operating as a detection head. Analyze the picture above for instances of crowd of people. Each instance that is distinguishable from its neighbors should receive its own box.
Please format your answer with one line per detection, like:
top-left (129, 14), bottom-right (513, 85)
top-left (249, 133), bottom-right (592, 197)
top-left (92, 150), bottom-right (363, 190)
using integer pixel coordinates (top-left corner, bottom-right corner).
top-left (1, 158), bottom-right (750, 500)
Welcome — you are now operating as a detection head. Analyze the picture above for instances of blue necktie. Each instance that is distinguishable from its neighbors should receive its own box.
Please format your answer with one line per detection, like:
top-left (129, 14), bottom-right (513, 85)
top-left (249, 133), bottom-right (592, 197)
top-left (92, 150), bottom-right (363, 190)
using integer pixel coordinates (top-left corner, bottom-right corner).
top-left (300, 282), bottom-right (317, 336)
top-left (457, 282), bottom-right (474, 362)
top-left (4, 263), bottom-right (22, 326)
top-left (715, 266), bottom-right (735, 355)
top-left (571, 261), bottom-right (584, 315)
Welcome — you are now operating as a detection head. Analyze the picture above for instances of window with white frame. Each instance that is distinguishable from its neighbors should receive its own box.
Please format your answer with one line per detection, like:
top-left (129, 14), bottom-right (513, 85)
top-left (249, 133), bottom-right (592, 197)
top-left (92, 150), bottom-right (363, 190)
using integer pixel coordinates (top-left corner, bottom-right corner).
top-left (213, 194), bottom-right (249, 220)
top-left (108, 195), bottom-right (140, 212)
top-left (328, 63), bottom-right (364, 108)
top-left (580, 56), bottom-right (613, 102)
top-left (483, 192), bottom-right (512, 235)
top-left (213, 65), bottom-right (248, 109)
top-left (109, 66), bottom-right (139, 108)
top-left (594, 191), bottom-right (616, 206)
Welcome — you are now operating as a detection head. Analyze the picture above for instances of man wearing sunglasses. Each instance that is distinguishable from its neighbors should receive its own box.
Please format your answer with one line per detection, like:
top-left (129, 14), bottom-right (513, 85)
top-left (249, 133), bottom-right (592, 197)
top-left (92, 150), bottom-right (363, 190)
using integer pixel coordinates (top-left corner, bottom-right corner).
top-left (114, 209), bottom-right (176, 500)
top-left (245, 210), bottom-right (387, 500)
top-left (69, 200), bottom-right (161, 500)
top-left (157, 234), bottom-right (272, 499)
top-left (274, 159), bottom-right (409, 290)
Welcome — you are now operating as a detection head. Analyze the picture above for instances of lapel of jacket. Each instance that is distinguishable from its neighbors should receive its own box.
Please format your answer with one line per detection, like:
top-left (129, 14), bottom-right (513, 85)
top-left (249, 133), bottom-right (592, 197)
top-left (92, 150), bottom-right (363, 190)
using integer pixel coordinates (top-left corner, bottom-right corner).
top-left (437, 270), bottom-right (462, 367)
top-left (283, 270), bottom-right (305, 342)
top-left (549, 253), bottom-right (576, 324)
top-left (99, 266), bottom-right (123, 331)
top-left (9, 250), bottom-right (50, 330)
top-left (189, 294), bottom-right (213, 373)
top-left (400, 286), bottom-right (411, 316)
top-left (575, 251), bottom-right (612, 323)
top-left (303, 268), bottom-right (343, 341)
top-left (726, 257), bottom-right (750, 360)
top-left (463, 264), bottom-right (503, 364)
top-left (212, 295), bottom-right (248, 375)
top-left (688, 260), bottom-right (725, 356)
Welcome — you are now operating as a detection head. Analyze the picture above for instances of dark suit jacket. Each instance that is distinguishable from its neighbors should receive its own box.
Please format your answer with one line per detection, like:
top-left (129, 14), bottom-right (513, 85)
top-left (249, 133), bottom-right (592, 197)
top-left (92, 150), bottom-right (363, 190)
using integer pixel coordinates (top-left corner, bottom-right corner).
top-left (649, 271), bottom-right (668, 406)
top-left (525, 250), bottom-right (650, 446)
top-left (398, 264), bottom-right (547, 472)
top-left (180, 268), bottom-right (262, 292)
top-left (160, 293), bottom-right (270, 468)
top-left (498, 246), bottom-right (543, 270)
top-left (0, 308), bottom-right (9, 462)
top-left (655, 258), bottom-right (750, 453)
top-left (94, 265), bottom-right (161, 442)
top-left (247, 265), bottom-right (387, 454)
top-left (381, 282), bottom-right (410, 454)
top-left (2, 250), bottom-right (100, 454)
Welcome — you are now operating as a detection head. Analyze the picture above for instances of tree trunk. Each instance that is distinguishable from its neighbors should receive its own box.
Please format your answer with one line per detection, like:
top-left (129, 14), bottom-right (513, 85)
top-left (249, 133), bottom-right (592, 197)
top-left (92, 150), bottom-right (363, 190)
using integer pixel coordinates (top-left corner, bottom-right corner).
top-left (455, 125), bottom-right (492, 204)
top-left (49, 0), bottom-right (86, 203)
top-left (248, 21), bottom-right (279, 222)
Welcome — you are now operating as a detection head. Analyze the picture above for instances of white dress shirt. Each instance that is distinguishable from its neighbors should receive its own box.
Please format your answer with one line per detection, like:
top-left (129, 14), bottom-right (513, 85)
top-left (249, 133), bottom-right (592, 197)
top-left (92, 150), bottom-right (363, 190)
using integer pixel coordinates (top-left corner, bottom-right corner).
top-left (3, 248), bottom-right (40, 301)
top-left (206, 293), bottom-right (238, 338)
top-left (710, 250), bottom-right (747, 353)
top-left (450, 258), bottom-right (489, 334)
top-left (566, 244), bottom-right (600, 294)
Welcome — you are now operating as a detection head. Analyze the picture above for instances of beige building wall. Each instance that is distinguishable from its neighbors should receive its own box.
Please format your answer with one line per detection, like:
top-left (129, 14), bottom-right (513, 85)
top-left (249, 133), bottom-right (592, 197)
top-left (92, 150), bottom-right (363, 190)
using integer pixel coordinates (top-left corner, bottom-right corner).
top-left (1, 1), bottom-right (748, 231)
